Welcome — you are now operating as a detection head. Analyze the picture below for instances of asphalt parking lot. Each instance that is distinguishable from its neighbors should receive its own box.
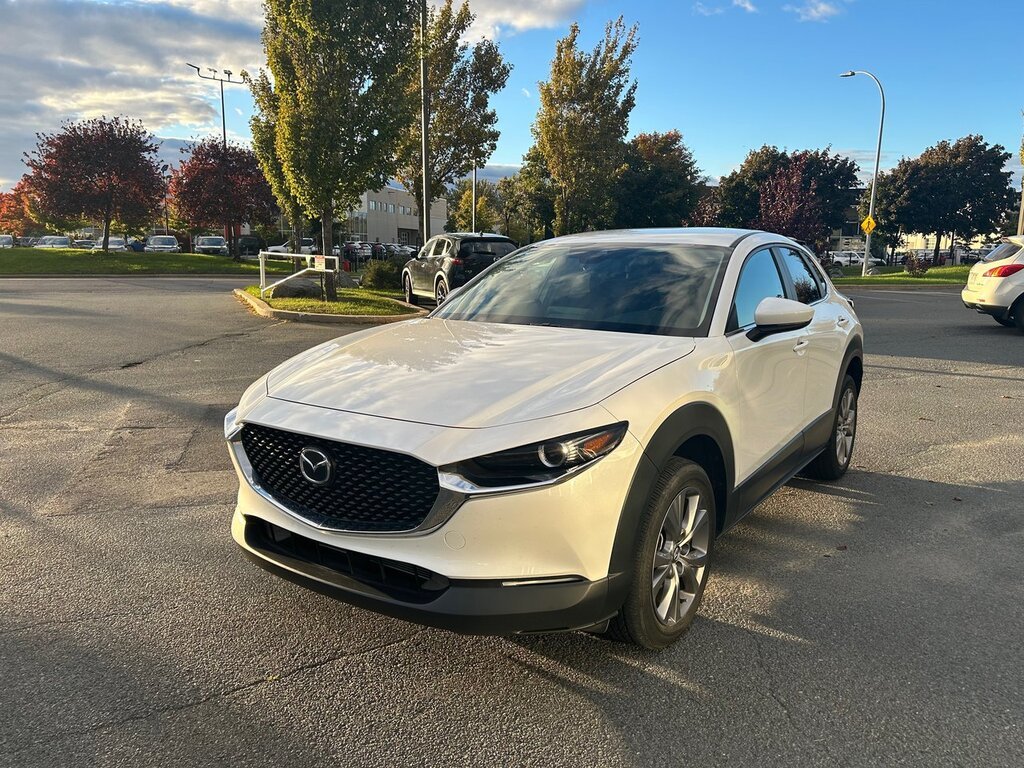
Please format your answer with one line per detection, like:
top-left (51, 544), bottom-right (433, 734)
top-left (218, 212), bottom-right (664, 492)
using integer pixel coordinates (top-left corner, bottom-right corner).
top-left (2, 278), bottom-right (1022, 767)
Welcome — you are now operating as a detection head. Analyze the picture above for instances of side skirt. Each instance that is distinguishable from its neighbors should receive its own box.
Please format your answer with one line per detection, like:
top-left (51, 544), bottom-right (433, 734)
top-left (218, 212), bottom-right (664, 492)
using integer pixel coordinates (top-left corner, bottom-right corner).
top-left (723, 410), bottom-right (833, 534)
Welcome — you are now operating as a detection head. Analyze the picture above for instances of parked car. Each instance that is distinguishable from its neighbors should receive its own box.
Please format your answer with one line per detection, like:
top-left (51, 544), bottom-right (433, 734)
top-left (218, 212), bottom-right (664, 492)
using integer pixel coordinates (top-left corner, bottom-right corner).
top-left (91, 237), bottom-right (128, 252)
top-left (267, 237), bottom-right (314, 255)
top-left (145, 235), bottom-right (181, 253)
top-left (194, 236), bottom-right (229, 256)
top-left (403, 233), bottom-right (518, 304)
top-left (961, 236), bottom-right (1024, 332)
top-left (35, 236), bottom-right (71, 249)
top-left (225, 227), bottom-right (863, 648)
top-left (0, 234), bottom-right (13, 249)
top-left (236, 235), bottom-right (264, 257)
top-left (72, 239), bottom-right (95, 249)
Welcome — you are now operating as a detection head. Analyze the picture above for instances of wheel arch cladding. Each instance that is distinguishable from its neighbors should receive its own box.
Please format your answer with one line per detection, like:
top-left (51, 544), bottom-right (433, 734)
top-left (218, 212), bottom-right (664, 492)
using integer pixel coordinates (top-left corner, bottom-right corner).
top-left (607, 403), bottom-right (736, 600)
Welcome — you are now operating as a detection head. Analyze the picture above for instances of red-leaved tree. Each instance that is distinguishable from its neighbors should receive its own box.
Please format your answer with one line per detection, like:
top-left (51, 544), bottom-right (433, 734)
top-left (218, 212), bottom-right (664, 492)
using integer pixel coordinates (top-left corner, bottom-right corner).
top-left (23, 117), bottom-right (165, 249)
top-left (169, 138), bottom-right (276, 257)
top-left (0, 177), bottom-right (42, 237)
top-left (756, 156), bottom-right (828, 250)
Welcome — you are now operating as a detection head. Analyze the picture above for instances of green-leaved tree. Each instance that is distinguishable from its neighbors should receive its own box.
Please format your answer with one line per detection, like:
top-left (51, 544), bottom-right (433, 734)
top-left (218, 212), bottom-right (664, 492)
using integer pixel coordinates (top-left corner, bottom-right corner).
top-left (535, 17), bottom-right (638, 235)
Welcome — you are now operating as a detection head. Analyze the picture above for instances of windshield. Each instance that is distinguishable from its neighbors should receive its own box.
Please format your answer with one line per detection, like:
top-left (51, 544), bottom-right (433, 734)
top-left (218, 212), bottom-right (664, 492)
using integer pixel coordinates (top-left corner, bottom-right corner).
top-left (0, 236), bottom-right (13, 245)
top-left (197, 237), bottom-right (225, 246)
top-left (53, 237), bottom-right (69, 245)
top-left (458, 239), bottom-right (517, 258)
top-left (983, 242), bottom-right (1022, 262)
top-left (431, 241), bottom-right (728, 337)
top-left (150, 236), bottom-right (177, 246)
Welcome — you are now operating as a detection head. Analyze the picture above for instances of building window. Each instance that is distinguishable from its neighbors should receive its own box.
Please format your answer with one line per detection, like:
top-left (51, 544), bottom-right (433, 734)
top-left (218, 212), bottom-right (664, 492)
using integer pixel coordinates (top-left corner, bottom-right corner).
top-left (388, 203), bottom-right (395, 213)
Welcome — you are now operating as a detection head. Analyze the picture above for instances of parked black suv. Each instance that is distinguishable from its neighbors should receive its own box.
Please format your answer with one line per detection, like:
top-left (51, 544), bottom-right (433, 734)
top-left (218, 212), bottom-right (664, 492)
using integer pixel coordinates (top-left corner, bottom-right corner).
top-left (402, 233), bottom-right (517, 304)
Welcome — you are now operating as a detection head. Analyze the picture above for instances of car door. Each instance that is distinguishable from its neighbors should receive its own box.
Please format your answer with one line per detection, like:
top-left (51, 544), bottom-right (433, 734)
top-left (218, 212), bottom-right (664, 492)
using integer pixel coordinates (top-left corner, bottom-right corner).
top-left (412, 237), bottom-right (437, 291)
top-left (774, 245), bottom-right (847, 428)
top-left (431, 238), bottom-right (453, 289)
top-left (725, 247), bottom-right (809, 490)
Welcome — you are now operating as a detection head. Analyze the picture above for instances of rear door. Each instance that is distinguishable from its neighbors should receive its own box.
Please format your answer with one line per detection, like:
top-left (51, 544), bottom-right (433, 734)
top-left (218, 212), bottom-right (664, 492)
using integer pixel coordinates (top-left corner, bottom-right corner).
top-left (773, 245), bottom-right (846, 427)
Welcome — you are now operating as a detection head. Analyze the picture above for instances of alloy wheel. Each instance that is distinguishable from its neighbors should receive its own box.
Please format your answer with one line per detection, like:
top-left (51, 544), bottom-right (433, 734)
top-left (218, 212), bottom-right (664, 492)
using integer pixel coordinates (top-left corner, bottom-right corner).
top-left (435, 281), bottom-right (448, 303)
top-left (651, 488), bottom-right (710, 626)
top-left (835, 387), bottom-right (857, 466)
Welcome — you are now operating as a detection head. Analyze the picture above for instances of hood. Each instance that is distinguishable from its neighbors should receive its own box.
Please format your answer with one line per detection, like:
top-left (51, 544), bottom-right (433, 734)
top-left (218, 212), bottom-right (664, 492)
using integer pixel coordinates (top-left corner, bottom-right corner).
top-left (265, 318), bottom-right (695, 428)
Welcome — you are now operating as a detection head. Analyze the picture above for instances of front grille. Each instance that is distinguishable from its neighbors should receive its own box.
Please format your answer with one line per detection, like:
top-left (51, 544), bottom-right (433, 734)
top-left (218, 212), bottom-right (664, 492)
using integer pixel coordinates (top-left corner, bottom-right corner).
top-left (240, 423), bottom-right (440, 532)
top-left (246, 518), bottom-right (449, 603)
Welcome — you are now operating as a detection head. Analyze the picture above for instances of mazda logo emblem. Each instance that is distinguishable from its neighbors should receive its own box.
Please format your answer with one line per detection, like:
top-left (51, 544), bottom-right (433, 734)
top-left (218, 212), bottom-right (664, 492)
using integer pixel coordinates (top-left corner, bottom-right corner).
top-left (298, 447), bottom-right (332, 486)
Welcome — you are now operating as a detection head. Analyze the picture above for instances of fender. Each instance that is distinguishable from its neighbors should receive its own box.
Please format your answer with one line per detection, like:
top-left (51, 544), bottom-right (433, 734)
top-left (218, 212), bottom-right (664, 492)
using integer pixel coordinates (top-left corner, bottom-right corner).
top-left (606, 402), bottom-right (736, 605)
top-left (806, 335), bottom-right (864, 455)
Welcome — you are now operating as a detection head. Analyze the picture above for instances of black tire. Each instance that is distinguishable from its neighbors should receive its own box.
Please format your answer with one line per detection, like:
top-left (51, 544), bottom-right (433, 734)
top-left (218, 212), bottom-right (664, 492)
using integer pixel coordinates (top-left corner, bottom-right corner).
top-left (403, 273), bottom-right (419, 306)
top-left (608, 458), bottom-right (715, 650)
top-left (803, 374), bottom-right (858, 481)
top-left (434, 277), bottom-right (449, 304)
top-left (1014, 298), bottom-right (1024, 334)
top-left (993, 316), bottom-right (1014, 328)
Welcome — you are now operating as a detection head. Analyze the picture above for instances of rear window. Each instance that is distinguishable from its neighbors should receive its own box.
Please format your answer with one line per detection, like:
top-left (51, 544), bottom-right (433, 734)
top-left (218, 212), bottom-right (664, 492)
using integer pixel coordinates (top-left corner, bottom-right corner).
top-left (983, 242), bottom-right (1021, 262)
top-left (197, 237), bottom-right (225, 246)
top-left (458, 239), bottom-right (517, 259)
top-left (150, 236), bottom-right (177, 246)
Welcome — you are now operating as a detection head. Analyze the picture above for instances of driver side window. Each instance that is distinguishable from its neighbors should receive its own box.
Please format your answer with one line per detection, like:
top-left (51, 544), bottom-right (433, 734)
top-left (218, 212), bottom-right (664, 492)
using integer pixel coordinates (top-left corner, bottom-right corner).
top-left (729, 249), bottom-right (786, 331)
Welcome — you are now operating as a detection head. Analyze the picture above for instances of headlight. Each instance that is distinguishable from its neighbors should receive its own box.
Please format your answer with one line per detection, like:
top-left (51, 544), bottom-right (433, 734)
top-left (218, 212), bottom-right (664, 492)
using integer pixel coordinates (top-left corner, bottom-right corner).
top-left (223, 407), bottom-right (241, 439)
top-left (439, 422), bottom-right (627, 494)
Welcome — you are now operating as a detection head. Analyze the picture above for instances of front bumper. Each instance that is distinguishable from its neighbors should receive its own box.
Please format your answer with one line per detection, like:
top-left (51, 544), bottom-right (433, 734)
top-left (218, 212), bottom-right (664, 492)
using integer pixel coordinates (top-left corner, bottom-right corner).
top-left (226, 404), bottom-right (642, 634)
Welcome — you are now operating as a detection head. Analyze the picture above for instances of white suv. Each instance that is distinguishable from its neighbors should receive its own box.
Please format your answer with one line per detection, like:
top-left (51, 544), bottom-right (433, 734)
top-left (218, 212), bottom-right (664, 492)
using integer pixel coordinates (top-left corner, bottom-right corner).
top-left (961, 236), bottom-right (1024, 332)
top-left (225, 228), bottom-right (864, 649)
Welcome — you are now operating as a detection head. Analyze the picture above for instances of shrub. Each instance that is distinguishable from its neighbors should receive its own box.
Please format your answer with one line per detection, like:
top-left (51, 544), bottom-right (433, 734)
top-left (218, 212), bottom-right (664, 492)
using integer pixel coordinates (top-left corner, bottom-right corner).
top-left (361, 258), bottom-right (401, 289)
top-left (903, 255), bottom-right (929, 278)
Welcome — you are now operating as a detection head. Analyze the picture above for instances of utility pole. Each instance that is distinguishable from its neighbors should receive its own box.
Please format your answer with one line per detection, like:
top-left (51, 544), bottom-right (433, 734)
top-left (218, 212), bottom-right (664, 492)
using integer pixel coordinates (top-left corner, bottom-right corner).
top-left (1017, 178), bottom-right (1024, 236)
top-left (419, 0), bottom-right (431, 246)
top-left (471, 161), bottom-right (477, 233)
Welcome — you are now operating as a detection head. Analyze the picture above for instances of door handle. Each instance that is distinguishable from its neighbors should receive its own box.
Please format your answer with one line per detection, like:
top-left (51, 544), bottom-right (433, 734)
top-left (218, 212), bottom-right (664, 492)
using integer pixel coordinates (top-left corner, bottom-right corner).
top-left (793, 339), bottom-right (809, 353)
top-left (836, 316), bottom-right (849, 326)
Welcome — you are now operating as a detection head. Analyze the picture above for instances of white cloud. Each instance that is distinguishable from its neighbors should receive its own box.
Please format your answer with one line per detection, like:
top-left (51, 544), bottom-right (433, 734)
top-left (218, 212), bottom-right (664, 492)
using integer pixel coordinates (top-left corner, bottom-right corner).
top-left (784, 1), bottom-right (843, 22)
top-left (733, 0), bottom-right (758, 12)
top-left (693, 2), bottom-right (725, 16)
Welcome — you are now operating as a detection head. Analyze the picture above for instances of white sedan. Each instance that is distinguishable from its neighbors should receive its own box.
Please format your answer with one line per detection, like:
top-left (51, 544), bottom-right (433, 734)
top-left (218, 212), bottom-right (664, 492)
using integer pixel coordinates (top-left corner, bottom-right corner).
top-left (225, 228), bottom-right (864, 649)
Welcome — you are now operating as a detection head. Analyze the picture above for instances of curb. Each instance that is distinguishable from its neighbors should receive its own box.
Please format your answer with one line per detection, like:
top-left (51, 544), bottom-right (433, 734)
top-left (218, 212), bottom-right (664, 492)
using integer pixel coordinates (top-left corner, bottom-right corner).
top-left (233, 288), bottom-right (427, 325)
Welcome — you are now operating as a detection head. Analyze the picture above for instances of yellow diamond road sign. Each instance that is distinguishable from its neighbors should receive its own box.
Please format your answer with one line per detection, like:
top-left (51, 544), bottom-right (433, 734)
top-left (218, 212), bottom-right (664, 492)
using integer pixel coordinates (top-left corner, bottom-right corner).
top-left (861, 215), bottom-right (876, 235)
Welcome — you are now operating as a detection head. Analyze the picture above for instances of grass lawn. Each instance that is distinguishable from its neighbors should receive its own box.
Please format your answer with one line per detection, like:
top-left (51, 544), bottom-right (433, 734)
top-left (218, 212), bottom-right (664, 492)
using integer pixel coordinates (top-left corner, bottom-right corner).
top-left (243, 285), bottom-right (413, 316)
top-left (834, 265), bottom-right (971, 286)
top-left (0, 247), bottom-right (293, 275)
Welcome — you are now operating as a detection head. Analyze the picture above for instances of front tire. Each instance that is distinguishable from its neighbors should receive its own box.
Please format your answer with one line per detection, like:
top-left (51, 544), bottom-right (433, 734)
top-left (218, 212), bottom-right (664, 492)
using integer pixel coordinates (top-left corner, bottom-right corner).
top-left (803, 374), bottom-right (858, 481)
top-left (609, 458), bottom-right (715, 650)
top-left (403, 273), bottom-right (419, 306)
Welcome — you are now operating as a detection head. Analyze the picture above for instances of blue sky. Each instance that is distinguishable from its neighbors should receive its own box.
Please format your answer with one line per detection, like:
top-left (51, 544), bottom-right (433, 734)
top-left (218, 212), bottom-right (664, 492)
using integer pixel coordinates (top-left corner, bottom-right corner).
top-left (1, 0), bottom-right (1022, 191)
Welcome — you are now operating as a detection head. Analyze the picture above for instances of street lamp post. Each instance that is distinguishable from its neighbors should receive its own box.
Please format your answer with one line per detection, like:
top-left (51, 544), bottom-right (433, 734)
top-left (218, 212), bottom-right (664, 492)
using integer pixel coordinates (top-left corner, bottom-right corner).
top-left (186, 64), bottom-right (242, 148)
top-left (419, 0), bottom-right (431, 246)
top-left (840, 70), bottom-right (885, 277)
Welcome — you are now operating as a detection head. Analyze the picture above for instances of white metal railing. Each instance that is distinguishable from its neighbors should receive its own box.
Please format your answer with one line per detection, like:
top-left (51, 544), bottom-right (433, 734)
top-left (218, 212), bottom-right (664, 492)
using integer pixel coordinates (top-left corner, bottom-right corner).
top-left (258, 251), bottom-right (339, 299)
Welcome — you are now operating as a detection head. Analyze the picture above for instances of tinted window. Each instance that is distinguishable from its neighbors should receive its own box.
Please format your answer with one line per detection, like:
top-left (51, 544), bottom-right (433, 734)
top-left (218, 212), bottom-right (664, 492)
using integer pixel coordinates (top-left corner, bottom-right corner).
top-left (431, 242), bottom-right (728, 337)
top-left (983, 242), bottom-right (1021, 262)
top-left (730, 249), bottom-right (785, 330)
top-left (777, 247), bottom-right (823, 304)
top-left (458, 239), bottom-right (517, 259)
top-left (150, 236), bottom-right (177, 246)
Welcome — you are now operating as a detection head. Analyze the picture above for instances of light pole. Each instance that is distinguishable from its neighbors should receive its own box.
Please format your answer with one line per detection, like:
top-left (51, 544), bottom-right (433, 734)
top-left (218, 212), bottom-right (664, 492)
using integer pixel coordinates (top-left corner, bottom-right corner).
top-left (840, 70), bottom-right (885, 277)
top-left (419, 0), bottom-right (431, 246)
top-left (186, 64), bottom-right (243, 148)
top-left (471, 161), bottom-right (477, 233)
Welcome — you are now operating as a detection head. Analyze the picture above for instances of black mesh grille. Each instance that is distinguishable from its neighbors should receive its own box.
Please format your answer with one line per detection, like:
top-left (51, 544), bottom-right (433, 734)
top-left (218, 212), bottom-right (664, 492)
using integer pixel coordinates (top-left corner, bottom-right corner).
top-left (240, 423), bottom-right (440, 532)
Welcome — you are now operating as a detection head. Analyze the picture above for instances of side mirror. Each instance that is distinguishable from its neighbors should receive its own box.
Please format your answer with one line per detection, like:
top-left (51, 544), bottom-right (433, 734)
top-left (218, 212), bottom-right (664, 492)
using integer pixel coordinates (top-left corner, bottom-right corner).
top-left (747, 297), bottom-right (814, 341)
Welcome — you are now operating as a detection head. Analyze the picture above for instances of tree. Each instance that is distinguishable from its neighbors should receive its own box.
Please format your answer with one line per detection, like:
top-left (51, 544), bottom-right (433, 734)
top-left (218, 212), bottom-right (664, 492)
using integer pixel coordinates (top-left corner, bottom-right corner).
top-left (445, 178), bottom-right (499, 232)
top-left (248, 0), bottom-right (416, 266)
top-left (686, 186), bottom-right (721, 227)
top-left (248, 70), bottom-right (307, 253)
top-left (877, 136), bottom-right (1015, 261)
top-left (396, 0), bottom-right (511, 238)
top-left (717, 146), bottom-right (859, 237)
top-left (23, 117), bottom-right (164, 249)
top-left (535, 17), bottom-right (638, 235)
top-left (755, 156), bottom-right (827, 248)
top-left (614, 131), bottom-right (703, 228)
top-left (168, 138), bottom-right (277, 257)
top-left (0, 178), bottom-right (42, 237)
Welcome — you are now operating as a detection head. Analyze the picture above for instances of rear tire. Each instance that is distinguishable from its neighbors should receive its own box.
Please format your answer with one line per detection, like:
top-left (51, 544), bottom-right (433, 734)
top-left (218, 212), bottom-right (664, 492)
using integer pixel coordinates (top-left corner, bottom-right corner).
top-left (1014, 298), bottom-right (1024, 334)
top-left (435, 278), bottom-right (449, 304)
top-left (803, 374), bottom-right (858, 481)
top-left (993, 316), bottom-right (1014, 328)
top-left (608, 458), bottom-right (715, 650)
top-left (403, 274), bottom-right (419, 306)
